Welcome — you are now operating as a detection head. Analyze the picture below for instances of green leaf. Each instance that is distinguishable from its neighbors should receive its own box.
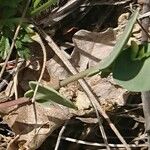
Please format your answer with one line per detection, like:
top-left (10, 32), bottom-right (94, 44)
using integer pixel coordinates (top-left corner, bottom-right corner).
top-left (0, 36), bottom-right (10, 60)
top-left (88, 9), bottom-right (139, 76)
top-left (25, 89), bottom-right (54, 107)
top-left (18, 28), bottom-right (33, 43)
top-left (130, 42), bottom-right (150, 61)
top-left (25, 81), bottom-right (77, 109)
top-left (113, 43), bottom-right (150, 92)
top-left (31, 0), bottom-right (57, 16)
top-left (20, 34), bottom-right (33, 43)
top-left (130, 40), bottom-right (139, 60)
top-left (17, 45), bottom-right (31, 60)
top-left (15, 28), bottom-right (33, 60)
top-left (15, 40), bottom-right (22, 48)
top-left (33, 0), bottom-right (41, 8)
top-left (137, 46), bottom-right (145, 60)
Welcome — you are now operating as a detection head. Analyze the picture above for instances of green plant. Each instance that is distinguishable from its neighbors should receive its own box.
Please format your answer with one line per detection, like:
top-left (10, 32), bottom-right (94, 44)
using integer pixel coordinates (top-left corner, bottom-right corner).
top-left (0, 0), bottom-right (77, 109)
top-left (25, 81), bottom-right (77, 109)
top-left (85, 9), bottom-right (150, 92)
top-left (25, 9), bottom-right (142, 108)
top-left (62, 9), bottom-right (150, 92)
top-left (0, 0), bottom-right (57, 60)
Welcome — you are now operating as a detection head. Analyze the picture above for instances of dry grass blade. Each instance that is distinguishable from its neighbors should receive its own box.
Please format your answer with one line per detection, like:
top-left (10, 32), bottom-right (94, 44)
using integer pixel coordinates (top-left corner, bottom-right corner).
top-left (34, 25), bottom-right (130, 150)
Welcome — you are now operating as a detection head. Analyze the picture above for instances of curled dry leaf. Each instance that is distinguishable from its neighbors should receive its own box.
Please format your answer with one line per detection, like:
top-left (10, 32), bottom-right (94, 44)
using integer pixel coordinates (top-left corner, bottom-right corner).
top-left (72, 28), bottom-right (116, 71)
top-left (3, 103), bottom-right (72, 149)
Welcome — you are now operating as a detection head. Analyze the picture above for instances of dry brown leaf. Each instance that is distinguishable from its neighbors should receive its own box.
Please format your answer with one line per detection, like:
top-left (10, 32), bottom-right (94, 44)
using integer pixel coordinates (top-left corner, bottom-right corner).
top-left (87, 75), bottom-right (128, 112)
top-left (72, 28), bottom-right (116, 71)
top-left (3, 103), bottom-right (72, 149)
top-left (19, 68), bottom-right (39, 91)
top-left (46, 55), bottom-right (69, 80)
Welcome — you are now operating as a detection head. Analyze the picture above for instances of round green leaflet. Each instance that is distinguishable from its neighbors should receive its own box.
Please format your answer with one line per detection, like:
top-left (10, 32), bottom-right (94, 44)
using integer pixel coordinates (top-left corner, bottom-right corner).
top-left (113, 43), bottom-right (150, 92)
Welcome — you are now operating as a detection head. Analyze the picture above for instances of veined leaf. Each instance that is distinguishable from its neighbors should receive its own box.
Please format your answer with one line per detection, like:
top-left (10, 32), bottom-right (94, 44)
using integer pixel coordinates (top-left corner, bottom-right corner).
top-left (25, 81), bottom-right (77, 109)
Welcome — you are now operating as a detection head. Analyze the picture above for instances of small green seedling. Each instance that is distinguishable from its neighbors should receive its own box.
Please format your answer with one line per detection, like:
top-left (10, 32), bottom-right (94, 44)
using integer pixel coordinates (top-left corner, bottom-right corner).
top-left (25, 81), bottom-right (77, 109)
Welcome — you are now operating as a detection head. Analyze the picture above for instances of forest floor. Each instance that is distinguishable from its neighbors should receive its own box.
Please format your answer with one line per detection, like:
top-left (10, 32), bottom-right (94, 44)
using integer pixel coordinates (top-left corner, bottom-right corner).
top-left (0, 0), bottom-right (148, 150)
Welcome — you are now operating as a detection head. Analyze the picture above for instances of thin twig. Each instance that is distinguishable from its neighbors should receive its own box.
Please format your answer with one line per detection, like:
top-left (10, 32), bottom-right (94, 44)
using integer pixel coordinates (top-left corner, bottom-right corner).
top-left (0, 98), bottom-right (30, 109)
top-left (0, 0), bottom-right (31, 79)
top-left (14, 57), bottom-right (19, 100)
top-left (31, 34), bottom-right (47, 103)
top-left (0, 58), bottom-right (24, 67)
top-left (61, 136), bottom-right (148, 148)
top-left (7, 135), bottom-right (20, 149)
top-left (139, 11), bottom-right (150, 19)
top-left (30, 33), bottom-right (47, 139)
top-left (34, 25), bottom-right (130, 150)
top-left (137, 19), bottom-right (150, 39)
top-left (54, 120), bottom-right (69, 150)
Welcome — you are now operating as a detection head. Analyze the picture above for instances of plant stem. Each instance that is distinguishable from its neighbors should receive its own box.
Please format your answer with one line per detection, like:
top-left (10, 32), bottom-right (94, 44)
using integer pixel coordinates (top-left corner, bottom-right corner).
top-left (53, 65), bottom-right (99, 90)
top-left (140, 0), bottom-right (150, 149)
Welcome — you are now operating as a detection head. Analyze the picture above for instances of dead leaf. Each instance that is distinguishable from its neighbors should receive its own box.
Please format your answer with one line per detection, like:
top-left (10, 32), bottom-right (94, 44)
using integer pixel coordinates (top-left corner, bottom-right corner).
top-left (87, 75), bottom-right (128, 112)
top-left (46, 55), bottom-right (70, 80)
top-left (72, 28), bottom-right (116, 71)
top-left (3, 103), bottom-right (72, 149)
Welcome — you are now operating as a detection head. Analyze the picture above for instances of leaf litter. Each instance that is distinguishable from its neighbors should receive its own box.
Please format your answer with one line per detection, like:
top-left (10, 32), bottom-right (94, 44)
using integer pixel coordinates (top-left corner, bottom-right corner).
top-left (0, 0), bottom-right (146, 150)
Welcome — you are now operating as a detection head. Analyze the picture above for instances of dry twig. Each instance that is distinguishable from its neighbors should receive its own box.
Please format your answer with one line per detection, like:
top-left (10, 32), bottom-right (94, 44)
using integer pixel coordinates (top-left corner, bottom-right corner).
top-left (54, 120), bottom-right (69, 150)
top-left (31, 34), bottom-right (47, 103)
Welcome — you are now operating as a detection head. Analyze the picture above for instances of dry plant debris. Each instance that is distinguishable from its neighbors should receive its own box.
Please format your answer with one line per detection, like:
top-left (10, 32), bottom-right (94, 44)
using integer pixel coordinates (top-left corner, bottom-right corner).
top-left (0, 0), bottom-right (148, 150)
